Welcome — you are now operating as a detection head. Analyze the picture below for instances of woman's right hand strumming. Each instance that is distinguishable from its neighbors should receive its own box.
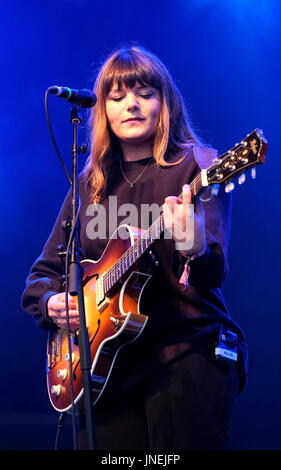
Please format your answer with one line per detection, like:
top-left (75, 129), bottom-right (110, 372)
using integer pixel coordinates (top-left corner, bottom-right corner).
top-left (47, 293), bottom-right (80, 329)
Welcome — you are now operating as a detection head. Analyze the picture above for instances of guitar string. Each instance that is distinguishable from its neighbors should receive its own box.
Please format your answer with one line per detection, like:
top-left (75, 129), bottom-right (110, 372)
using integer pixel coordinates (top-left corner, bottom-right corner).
top-left (103, 173), bottom-right (201, 290)
top-left (103, 141), bottom-right (250, 290)
top-left (104, 156), bottom-right (221, 288)
top-left (103, 170), bottom-right (206, 290)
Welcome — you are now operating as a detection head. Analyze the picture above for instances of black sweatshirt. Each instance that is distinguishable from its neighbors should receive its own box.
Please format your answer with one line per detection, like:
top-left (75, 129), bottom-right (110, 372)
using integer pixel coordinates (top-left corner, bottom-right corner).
top-left (21, 146), bottom-right (247, 390)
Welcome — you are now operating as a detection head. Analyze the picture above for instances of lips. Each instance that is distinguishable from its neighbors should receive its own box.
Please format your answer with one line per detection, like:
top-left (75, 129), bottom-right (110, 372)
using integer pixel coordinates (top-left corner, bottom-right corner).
top-left (123, 117), bottom-right (145, 123)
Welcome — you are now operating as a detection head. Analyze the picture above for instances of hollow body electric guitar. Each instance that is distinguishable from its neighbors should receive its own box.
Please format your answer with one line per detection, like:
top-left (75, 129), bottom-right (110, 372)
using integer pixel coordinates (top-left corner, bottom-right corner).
top-left (47, 129), bottom-right (267, 412)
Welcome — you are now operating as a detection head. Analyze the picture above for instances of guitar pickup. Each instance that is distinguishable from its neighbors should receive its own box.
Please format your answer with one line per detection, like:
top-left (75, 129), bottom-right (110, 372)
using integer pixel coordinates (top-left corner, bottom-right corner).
top-left (97, 297), bottom-right (110, 312)
top-left (96, 273), bottom-right (111, 311)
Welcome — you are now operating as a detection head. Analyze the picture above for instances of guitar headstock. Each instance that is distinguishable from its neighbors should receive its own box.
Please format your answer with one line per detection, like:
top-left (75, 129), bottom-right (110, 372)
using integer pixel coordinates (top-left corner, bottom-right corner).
top-left (206, 129), bottom-right (267, 190)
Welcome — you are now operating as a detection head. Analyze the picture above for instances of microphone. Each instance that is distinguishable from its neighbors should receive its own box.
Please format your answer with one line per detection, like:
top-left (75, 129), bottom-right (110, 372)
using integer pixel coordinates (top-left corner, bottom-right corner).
top-left (48, 86), bottom-right (97, 108)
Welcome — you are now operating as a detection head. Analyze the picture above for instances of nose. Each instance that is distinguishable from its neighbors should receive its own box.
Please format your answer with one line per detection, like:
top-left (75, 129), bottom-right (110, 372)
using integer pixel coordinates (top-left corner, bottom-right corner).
top-left (126, 93), bottom-right (140, 111)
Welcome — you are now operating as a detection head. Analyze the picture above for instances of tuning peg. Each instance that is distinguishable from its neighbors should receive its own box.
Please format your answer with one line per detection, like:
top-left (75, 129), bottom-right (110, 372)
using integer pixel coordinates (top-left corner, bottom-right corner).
top-left (251, 168), bottom-right (256, 179)
top-left (238, 173), bottom-right (246, 185)
top-left (225, 182), bottom-right (235, 193)
top-left (211, 184), bottom-right (220, 196)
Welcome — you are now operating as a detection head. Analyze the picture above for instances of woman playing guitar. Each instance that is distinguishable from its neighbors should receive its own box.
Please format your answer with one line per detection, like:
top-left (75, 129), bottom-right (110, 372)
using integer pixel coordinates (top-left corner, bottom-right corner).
top-left (21, 45), bottom-right (251, 450)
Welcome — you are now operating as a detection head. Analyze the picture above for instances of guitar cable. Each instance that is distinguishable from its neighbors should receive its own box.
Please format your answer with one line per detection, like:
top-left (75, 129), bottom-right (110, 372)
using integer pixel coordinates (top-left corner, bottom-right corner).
top-left (54, 412), bottom-right (67, 450)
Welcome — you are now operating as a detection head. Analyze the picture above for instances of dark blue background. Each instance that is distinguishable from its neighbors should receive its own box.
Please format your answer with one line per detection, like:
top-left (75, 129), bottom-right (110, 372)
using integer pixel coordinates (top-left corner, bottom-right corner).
top-left (1, 0), bottom-right (280, 450)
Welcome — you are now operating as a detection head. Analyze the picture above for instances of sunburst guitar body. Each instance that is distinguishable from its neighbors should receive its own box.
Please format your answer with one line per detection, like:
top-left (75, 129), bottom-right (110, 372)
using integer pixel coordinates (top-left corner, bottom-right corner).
top-left (47, 225), bottom-right (150, 412)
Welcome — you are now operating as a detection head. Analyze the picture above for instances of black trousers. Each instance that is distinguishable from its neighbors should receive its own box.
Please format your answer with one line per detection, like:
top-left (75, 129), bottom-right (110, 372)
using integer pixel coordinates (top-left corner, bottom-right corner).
top-left (79, 350), bottom-right (239, 450)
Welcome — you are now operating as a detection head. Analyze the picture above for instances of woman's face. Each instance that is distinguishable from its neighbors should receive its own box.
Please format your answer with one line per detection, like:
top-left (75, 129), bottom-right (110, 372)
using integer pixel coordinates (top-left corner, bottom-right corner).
top-left (105, 81), bottom-right (161, 146)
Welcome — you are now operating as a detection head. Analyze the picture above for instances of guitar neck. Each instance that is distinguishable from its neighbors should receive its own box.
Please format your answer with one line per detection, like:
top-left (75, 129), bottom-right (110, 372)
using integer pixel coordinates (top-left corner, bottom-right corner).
top-left (103, 128), bottom-right (267, 294)
top-left (103, 171), bottom-right (204, 295)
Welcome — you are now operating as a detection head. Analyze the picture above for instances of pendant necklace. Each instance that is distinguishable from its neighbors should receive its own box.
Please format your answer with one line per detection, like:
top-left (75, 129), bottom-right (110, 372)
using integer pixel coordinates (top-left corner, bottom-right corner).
top-left (119, 158), bottom-right (153, 188)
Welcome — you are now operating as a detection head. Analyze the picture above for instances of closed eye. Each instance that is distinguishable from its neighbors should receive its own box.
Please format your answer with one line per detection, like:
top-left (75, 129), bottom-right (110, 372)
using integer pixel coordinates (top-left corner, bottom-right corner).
top-left (109, 92), bottom-right (154, 102)
top-left (139, 93), bottom-right (153, 99)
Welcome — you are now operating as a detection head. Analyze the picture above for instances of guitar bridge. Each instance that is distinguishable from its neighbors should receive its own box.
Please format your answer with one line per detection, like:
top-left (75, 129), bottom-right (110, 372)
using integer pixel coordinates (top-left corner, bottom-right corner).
top-left (47, 330), bottom-right (63, 369)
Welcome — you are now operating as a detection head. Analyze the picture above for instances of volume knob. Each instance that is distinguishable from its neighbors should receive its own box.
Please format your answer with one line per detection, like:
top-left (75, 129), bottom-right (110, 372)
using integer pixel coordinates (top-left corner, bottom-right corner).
top-left (51, 385), bottom-right (62, 396)
top-left (57, 369), bottom-right (68, 380)
top-left (65, 353), bottom-right (75, 363)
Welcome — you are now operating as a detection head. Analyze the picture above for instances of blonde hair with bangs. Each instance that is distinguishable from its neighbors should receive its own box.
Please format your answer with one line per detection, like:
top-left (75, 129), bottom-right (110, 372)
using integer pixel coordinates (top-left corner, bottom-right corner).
top-left (83, 45), bottom-right (202, 203)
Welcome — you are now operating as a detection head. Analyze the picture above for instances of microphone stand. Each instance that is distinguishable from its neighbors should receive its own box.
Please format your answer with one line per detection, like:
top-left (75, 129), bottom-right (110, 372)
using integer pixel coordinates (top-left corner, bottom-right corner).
top-left (68, 106), bottom-right (96, 450)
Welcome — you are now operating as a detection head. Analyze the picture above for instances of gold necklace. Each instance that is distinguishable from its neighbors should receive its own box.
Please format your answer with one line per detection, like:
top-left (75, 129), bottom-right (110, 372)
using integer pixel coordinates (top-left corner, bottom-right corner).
top-left (119, 158), bottom-right (153, 187)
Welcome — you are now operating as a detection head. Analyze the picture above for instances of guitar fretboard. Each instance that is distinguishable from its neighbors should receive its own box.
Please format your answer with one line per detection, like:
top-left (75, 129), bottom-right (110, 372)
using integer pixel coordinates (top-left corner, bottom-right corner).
top-left (102, 129), bottom-right (267, 295)
top-left (103, 170), bottom-right (204, 295)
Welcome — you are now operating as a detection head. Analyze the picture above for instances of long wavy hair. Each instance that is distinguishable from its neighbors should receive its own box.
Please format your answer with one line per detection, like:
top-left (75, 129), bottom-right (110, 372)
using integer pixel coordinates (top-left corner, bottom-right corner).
top-left (83, 45), bottom-right (202, 203)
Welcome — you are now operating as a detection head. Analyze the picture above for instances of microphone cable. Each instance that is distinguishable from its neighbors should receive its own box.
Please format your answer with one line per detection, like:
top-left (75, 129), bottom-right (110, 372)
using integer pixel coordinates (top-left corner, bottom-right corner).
top-left (44, 89), bottom-right (72, 185)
